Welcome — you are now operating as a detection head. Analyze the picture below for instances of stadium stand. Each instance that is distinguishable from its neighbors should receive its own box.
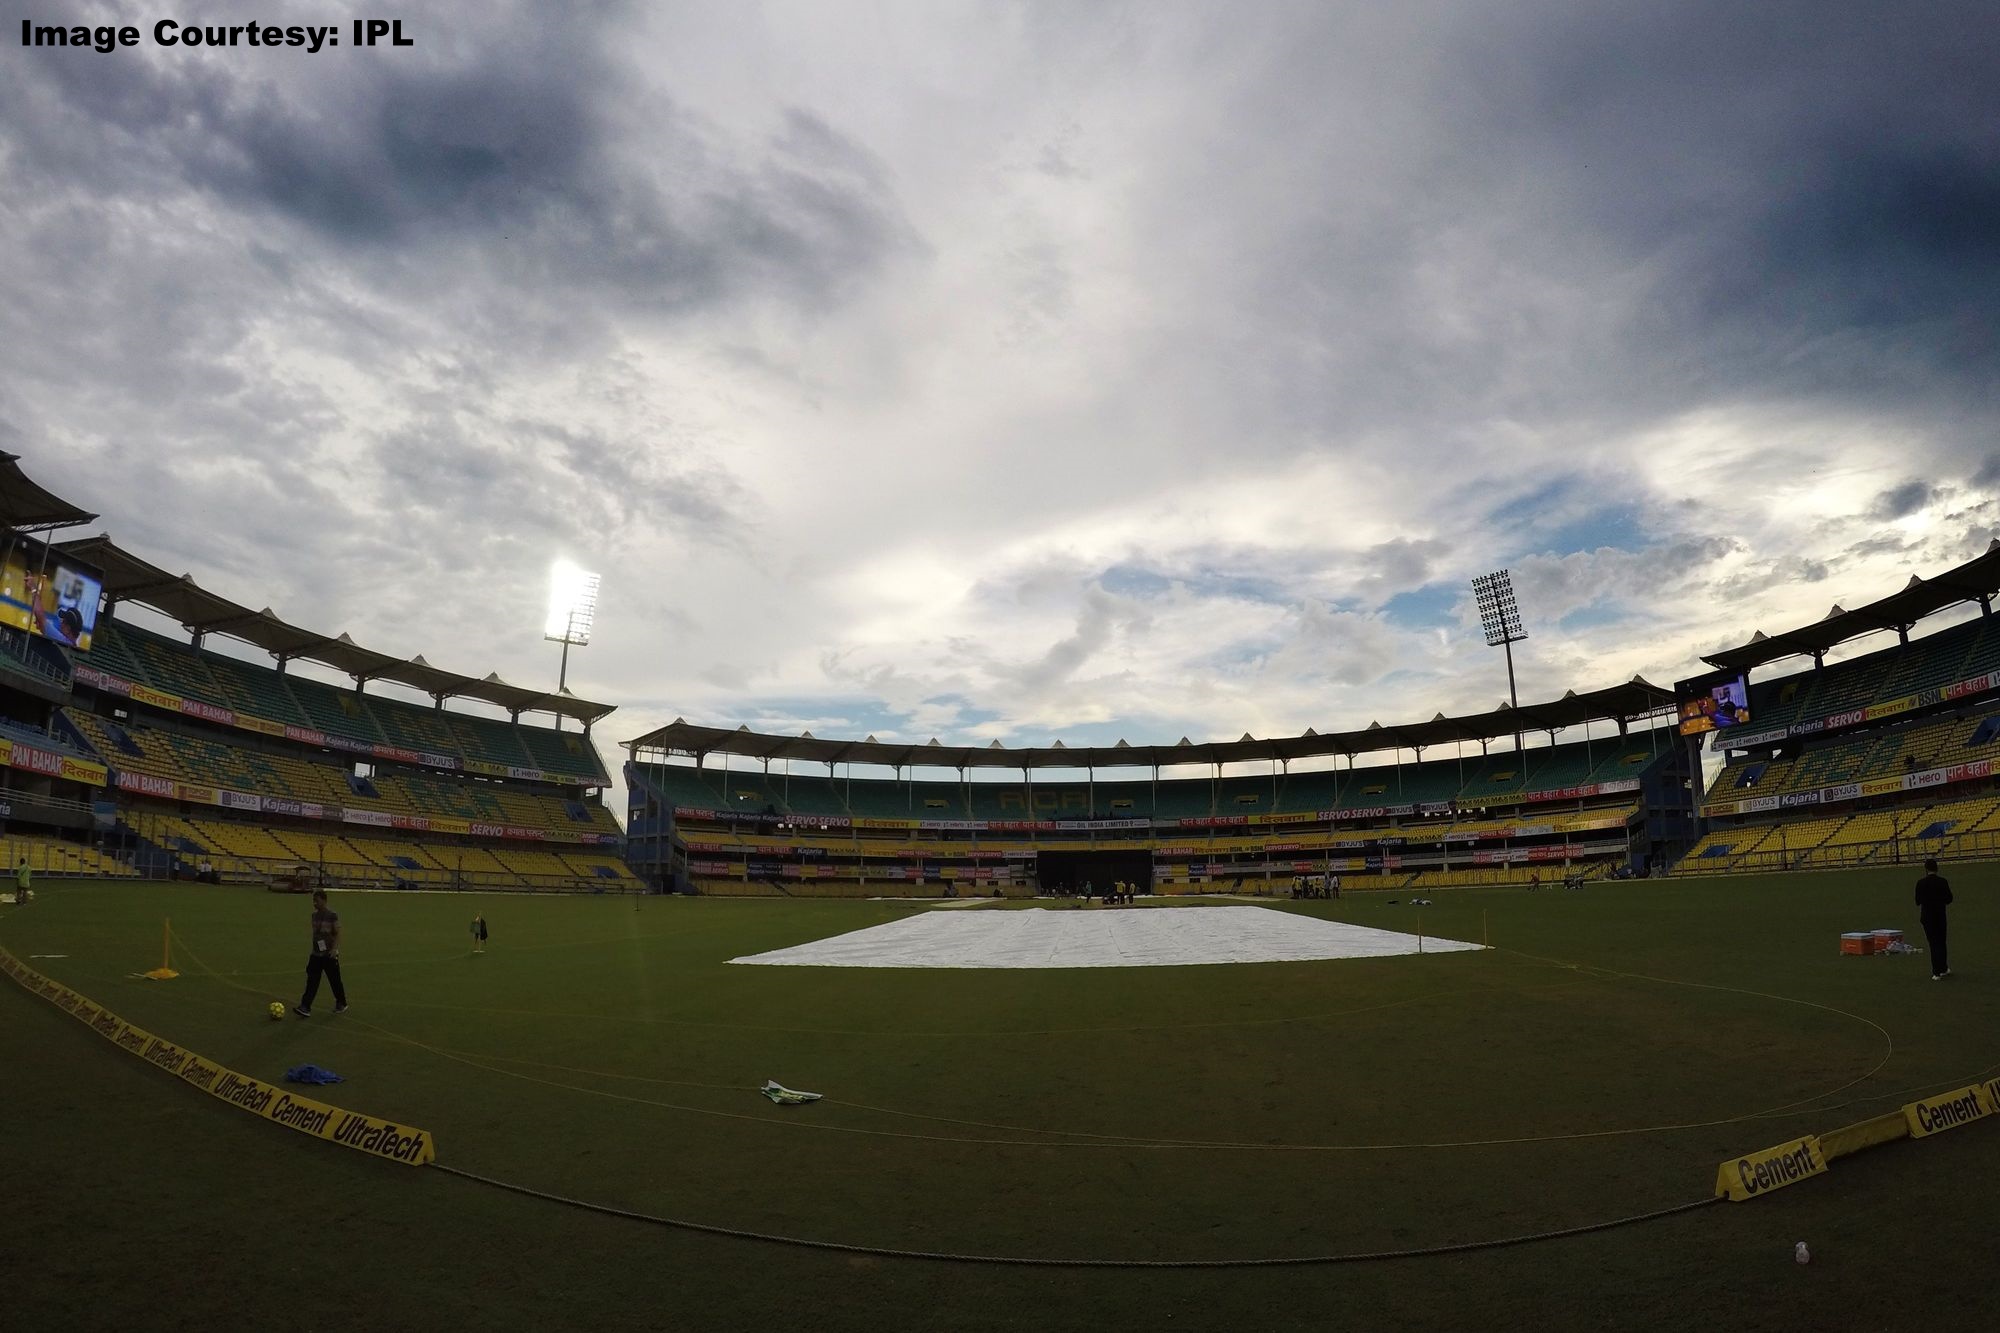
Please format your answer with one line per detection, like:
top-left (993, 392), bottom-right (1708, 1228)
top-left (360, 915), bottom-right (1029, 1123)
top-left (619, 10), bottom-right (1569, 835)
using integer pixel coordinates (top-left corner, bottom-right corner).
top-left (287, 671), bottom-right (389, 744)
top-left (1683, 574), bottom-right (2000, 873)
top-left (78, 619), bottom-right (151, 682)
top-left (0, 543), bottom-right (627, 891)
top-left (1, 834), bottom-right (135, 877)
top-left (628, 721), bottom-right (1680, 896)
top-left (88, 620), bottom-right (609, 784)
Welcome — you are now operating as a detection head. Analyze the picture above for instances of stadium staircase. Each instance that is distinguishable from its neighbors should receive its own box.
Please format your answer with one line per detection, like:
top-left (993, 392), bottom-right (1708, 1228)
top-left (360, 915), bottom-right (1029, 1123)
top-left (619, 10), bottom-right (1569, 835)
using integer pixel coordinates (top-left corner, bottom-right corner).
top-left (113, 822), bottom-right (185, 878)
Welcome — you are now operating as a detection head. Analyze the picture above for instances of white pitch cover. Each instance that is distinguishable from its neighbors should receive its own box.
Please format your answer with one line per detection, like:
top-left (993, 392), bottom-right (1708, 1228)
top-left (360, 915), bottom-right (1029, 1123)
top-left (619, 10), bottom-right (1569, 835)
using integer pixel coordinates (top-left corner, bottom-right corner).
top-left (730, 905), bottom-right (1481, 970)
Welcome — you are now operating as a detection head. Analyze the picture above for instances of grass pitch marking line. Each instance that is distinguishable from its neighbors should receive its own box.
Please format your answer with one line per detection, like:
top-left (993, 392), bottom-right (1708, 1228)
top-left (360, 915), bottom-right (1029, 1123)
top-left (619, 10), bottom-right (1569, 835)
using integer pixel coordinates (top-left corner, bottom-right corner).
top-left (1740, 1057), bottom-right (2000, 1125)
top-left (1490, 942), bottom-right (1899, 1120)
top-left (158, 923), bottom-right (1910, 1155)
top-left (172, 923), bottom-right (1903, 1154)
top-left (335, 993), bottom-right (1916, 1157)
top-left (0, 945), bottom-right (435, 1166)
top-left (154, 950), bottom-right (2000, 1167)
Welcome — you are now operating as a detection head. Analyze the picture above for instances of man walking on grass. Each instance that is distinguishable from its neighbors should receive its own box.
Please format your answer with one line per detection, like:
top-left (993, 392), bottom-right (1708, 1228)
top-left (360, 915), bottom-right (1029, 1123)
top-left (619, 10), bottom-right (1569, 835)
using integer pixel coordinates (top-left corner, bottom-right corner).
top-left (1915, 857), bottom-right (1953, 980)
top-left (295, 889), bottom-right (348, 1016)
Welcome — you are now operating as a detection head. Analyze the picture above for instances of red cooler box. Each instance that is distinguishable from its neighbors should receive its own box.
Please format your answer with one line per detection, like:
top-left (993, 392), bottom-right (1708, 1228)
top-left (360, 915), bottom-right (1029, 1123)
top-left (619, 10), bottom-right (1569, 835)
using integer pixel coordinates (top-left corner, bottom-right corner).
top-left (1840, 932), bottom-right (1877, 956)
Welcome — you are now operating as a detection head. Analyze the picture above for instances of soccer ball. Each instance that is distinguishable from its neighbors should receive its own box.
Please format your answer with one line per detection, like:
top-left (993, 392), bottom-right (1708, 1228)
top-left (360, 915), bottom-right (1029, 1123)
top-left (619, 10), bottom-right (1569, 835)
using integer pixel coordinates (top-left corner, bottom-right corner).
top-left (268, 1001), bottom-right (286, 1020)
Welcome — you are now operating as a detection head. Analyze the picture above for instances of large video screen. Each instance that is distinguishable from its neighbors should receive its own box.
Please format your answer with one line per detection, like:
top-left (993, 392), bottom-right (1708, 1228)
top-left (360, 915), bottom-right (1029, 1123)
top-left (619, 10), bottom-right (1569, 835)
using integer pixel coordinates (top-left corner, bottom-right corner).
top-left (1676, 670), bottom-right (1751, 736)
top-left (1, 540), bottom-right (104, 651)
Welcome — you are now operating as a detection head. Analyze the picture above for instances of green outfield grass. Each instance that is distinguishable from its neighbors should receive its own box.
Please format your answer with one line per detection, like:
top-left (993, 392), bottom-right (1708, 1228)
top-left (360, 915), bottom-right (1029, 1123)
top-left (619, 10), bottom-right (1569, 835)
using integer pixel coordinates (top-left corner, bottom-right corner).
top-left (4, 870), bottom-right (1998, 1331)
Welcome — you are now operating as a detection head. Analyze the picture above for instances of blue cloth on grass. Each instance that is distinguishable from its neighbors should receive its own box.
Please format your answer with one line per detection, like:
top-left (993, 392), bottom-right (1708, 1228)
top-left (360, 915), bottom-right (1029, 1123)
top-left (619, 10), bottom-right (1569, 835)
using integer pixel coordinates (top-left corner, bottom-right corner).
top-left (285, 1064), bottom-right (345, 1085)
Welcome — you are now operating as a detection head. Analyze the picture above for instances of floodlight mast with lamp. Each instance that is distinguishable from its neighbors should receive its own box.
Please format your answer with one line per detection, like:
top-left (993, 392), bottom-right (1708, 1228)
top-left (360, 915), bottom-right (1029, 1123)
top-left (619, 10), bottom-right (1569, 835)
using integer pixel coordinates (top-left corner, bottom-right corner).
top-left (544, 562), bottom-right (601, 729)
top-left (1470, 569), bottom-right (1528, 754)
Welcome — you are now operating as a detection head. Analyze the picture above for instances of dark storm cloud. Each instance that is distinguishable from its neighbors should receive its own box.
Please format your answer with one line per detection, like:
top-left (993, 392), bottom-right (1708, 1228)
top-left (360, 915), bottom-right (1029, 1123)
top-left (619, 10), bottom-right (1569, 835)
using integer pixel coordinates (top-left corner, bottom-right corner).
top-left (1494, 2), bottom-right (2000, 414)
top-left (1106, 0), bottom-right (2000, 486)
top-left (3, 1), bottom-right (918, 326)
top-left (1869, 481), bottom-right (1939, 521)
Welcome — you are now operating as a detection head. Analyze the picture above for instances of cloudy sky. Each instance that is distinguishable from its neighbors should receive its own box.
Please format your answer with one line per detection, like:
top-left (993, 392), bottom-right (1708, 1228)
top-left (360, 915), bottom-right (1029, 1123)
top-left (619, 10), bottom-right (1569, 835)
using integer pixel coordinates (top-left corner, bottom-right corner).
top-left (5, 1), bottom-right (1997, 811)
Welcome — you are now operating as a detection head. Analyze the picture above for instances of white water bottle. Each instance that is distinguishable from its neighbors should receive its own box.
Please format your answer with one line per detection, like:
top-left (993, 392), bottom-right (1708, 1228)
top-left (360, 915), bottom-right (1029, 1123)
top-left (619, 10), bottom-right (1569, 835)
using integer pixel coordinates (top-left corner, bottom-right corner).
top-left (1794, 1241), bottom-right (1810, 1265)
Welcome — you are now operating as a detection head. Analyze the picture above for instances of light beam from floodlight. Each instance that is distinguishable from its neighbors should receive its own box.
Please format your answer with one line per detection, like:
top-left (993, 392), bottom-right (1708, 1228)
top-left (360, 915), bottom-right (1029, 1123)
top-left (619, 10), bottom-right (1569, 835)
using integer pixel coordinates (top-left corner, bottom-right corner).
top-left (545, 561), bottom-right (601, 728)
top-left (1470, 568), bottom-right (1527, 754)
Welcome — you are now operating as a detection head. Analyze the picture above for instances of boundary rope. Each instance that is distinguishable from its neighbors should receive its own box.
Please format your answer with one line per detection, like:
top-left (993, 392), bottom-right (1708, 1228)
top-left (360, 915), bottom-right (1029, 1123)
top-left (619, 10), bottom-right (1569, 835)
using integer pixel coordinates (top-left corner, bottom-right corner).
top-left (425, 1161), bottom-right (1724, 1267)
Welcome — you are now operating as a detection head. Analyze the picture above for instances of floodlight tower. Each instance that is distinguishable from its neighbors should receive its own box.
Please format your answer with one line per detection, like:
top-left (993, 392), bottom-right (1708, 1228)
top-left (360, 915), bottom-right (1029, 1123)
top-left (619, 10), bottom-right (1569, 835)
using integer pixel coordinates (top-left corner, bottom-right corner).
top-left (544, 561), bottom-right (602, 731)
top-left (1471, 569), bottom-right (1527, 754)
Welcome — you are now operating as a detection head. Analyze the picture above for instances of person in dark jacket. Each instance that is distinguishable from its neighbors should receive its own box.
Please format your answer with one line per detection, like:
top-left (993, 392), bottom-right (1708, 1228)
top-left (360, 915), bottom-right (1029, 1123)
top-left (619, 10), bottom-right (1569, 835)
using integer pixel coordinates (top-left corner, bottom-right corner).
top-left (1914, 858), bottom-right (1953, 980)
top-left (295, 890), bottom-right (347, 1016)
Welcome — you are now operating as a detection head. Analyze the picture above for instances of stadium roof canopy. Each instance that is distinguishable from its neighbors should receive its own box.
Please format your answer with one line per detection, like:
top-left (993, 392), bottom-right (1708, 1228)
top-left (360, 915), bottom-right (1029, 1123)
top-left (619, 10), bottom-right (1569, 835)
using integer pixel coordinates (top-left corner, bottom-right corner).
top-left (0, 453), bottom-right (98, 531)
top-left (59, 535), bottom-right (615, 725)
top-left (626, 677), bottom-right (1674, 771)
top-left (1701, 538), bottom-right (2000, 673)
